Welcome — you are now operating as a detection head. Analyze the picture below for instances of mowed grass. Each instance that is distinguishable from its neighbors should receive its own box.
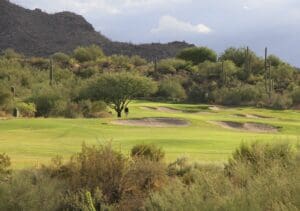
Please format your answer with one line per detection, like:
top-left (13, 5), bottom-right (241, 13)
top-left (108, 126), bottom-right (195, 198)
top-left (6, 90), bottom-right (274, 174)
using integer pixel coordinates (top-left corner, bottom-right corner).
top-left (0, 101), bottom-right (299, 169)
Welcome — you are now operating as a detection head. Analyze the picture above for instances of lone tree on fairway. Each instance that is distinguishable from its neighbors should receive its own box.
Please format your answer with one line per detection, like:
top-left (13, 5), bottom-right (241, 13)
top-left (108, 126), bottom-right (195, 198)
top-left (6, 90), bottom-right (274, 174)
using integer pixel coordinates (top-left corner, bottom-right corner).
top-left (89, 72), bottom-right (157, 117)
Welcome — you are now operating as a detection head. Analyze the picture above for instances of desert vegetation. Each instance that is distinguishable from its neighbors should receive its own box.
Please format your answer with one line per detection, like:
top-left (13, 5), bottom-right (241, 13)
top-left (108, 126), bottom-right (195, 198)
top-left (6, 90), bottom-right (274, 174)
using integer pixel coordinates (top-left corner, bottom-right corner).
top-left (0, 142), bottom-right (299, 210)
top-left (0, 45), bottom-right (299, 119)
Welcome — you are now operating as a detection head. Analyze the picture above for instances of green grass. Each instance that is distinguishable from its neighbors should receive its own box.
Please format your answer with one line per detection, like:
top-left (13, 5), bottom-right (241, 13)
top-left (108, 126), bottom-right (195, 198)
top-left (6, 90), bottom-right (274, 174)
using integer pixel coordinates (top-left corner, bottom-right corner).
top-left (0, 101), bottom-right (299, 169)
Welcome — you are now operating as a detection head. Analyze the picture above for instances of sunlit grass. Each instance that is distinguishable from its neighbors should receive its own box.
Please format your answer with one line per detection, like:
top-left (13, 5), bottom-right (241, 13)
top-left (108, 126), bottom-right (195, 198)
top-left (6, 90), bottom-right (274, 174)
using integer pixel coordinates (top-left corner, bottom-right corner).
top-left (0, 101), bottom-right (299, 169)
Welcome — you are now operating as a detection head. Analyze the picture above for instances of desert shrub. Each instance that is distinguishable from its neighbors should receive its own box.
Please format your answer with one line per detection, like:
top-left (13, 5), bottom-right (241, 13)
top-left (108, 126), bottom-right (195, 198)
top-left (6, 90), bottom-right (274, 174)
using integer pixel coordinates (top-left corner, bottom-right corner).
top-left (292, 87), bottom-right (300, 105)
top-left (157, 59), bottom-right (189, 74)
top-left (51, 52), bottom-right (70, 68)
top-left (73, 45), bottom-right (104, 63)
top-left (59, 189), bottom-right (111, 211)
top-left (177, 47), bottom-right (217, 65)
top-left (63, 102), bottom-right (82, 118)
top-left (16, 102), bottom-right (36, 117)
top-left (131, 144), bottom-right (165, 162)
top-left (187, 84), bottom-right (208, 103)
top-left (0, 88), bottom-right (11, 108)
top-left (28, 57), bottom-right (50, 70)
top-left (47, 143), bottom-right (127, 204)
top-left (0, 170), bottom-right (64, 211)
top-left (29, 86), bottom-right (65, 117)
top-left (30, 93), bottom-right (60, 117)
top-left (78, 100), bottom-right (108, 118)
top-left (130, 55), bottom-right (147, 66)
top-left (1, 48), bottom-right (23, 60)
top-left (120, 159), bottom-right (167, 210)
top-left (157, 78), bottom-right (186, 101)
top-left (0, 154), bottom-right (11, 182)
top-left (225, 142), bottom-right (295, 187)
top-left (269, 93), bottom-right (293, 109)
top-left (215, 86), bottom-right (261, 106)
top-left (144, 142), bottom-right (299, 211)
top-left (75, 66), bottom-right (99, 78)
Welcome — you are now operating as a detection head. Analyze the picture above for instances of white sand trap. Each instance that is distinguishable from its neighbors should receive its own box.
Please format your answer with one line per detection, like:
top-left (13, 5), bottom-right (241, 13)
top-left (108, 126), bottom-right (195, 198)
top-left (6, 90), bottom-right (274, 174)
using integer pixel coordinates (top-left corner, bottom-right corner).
top-left (112, 117), bottom-right (190, 127)
top-left (209, 106), bottom-right (222, 111)
top-left (209, 121), bottom-right (278, 133)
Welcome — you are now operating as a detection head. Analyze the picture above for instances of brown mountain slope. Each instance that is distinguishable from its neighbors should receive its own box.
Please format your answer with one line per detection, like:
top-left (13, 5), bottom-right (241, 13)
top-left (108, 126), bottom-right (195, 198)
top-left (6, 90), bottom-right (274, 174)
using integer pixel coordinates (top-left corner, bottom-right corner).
top-left (0, 0), bottom-right (194, 59)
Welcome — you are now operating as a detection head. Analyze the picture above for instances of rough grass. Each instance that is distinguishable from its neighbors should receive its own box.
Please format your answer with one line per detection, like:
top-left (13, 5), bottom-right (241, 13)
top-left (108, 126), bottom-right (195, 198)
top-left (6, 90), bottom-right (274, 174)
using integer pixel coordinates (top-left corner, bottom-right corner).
top-left (0, 101), bottom-right (299, 169)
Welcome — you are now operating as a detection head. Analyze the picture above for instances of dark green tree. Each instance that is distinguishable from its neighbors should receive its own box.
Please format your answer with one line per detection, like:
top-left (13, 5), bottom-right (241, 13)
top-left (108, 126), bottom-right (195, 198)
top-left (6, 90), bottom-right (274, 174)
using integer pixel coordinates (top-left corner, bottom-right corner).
top-left (177, 47), bottom-right (217, 65)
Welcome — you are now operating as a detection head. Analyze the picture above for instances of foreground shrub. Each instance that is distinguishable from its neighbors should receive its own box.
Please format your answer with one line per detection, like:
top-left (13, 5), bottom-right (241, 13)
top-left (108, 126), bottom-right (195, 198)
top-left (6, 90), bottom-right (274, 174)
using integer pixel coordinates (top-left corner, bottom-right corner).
top-left (144, 142), bottom-right (299, 211)
top-left (0, 153), bottom-right (11, 182)
top-left (0, 170), bottom-right (64, 211)
top-left (131, 144), bottom-right (165, 162)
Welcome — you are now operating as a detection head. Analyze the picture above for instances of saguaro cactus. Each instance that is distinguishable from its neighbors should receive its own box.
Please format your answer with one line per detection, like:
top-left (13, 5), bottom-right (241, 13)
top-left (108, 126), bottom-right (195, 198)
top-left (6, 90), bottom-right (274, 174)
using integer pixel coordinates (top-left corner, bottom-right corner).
top-left (10, 86), bottom-right (15, 99)
top-left (154, 57), bottom-right (157, 72)
top-left (264, 47), bottom-right (273, 101)
top-left (49, 59), bottom-right (54, 86)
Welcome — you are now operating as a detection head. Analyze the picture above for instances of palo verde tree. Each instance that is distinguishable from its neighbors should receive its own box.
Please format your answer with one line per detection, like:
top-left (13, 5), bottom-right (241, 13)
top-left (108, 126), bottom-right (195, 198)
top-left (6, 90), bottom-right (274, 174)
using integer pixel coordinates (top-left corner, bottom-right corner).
top-left (88, 72), bottom-right (157, 117)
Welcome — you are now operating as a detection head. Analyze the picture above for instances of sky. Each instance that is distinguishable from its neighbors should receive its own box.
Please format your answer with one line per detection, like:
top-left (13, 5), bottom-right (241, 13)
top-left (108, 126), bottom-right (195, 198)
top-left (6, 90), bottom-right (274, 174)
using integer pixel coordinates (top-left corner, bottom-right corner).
top-left (10, 0), bottom-right (300, 66)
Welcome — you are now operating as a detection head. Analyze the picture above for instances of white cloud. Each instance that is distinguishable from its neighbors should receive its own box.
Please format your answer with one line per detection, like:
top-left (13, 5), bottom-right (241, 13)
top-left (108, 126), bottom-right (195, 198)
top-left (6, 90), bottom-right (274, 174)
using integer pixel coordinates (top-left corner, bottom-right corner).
top-left (151, 15), bottom-right (211, 35)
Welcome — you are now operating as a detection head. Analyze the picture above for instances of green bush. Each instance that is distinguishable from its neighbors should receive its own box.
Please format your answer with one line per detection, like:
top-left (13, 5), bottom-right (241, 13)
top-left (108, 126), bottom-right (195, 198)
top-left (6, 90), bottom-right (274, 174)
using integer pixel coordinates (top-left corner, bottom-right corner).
top-left (16, 102), bottom-right (36, 117)
top-left (292, 87), bottom-right (300, 105)
top-left (157, 78), bottom-right (186, 102)
top-left (269, 93), bottom-right (293, 109)
top-left (177, 47), bottom-right (217, 65)
top-left (73, 45), bottom-right (104, 63)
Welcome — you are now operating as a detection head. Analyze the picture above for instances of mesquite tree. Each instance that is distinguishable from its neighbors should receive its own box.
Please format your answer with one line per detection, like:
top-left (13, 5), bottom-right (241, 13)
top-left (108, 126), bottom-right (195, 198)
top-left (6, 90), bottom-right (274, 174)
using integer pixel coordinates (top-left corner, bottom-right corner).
top-left (88, 72), bottom-right (157, 117)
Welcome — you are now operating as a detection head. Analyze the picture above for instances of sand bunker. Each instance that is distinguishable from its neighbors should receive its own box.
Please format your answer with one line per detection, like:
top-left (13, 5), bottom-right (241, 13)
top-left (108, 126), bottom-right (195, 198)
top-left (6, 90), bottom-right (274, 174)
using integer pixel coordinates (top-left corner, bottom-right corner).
top-left (140, 106), bottom-right (182, 113)
top-left (209, 106), bottom-right (222, 111)
top-left (157, 107), bottom-right (181, 113)
top-left (234, 114), bottom-right (272, 119)
top-left (210, 121), bottom-right (278, 133)
top-left (112, 117), bottom-right (190, 127)
top-left (140, 106), bottom-right (157, 111)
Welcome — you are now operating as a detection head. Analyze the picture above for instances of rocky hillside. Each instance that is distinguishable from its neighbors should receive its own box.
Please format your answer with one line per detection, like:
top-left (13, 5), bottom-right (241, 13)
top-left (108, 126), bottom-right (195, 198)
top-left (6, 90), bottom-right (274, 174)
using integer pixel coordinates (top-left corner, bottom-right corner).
top-left (0, 0), bottom-right (194, 60)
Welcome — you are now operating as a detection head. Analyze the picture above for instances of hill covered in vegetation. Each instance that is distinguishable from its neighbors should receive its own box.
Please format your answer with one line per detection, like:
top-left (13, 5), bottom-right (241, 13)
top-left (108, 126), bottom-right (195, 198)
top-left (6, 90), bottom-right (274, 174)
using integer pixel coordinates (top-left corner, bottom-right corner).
top-left (0, 0), bottom-right (193, 60)
top-left (0, 44), bottom-right (299, 119)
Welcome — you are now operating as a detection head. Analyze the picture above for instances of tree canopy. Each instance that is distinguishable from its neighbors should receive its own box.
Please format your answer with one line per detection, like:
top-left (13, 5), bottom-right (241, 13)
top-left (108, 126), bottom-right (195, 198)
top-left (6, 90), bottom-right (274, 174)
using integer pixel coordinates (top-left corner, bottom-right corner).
top-left (88, 72), bottom-right (157, 117)
top-left (177, 47), bottom-right (217, 65)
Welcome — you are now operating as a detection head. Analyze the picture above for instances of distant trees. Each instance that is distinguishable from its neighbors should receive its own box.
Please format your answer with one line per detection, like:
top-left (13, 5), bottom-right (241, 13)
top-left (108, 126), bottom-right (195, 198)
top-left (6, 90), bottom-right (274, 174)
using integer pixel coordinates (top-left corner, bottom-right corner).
top-left (157, 78), bottom-right (186, 101)
top-left (177, 47), bottom-right (217, 65)
top-left (87, 72), bottom-right (157, 117)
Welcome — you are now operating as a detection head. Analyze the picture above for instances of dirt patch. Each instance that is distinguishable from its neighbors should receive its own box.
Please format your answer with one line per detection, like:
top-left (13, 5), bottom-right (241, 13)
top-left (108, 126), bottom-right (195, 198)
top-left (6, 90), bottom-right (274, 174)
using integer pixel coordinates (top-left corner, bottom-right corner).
top-left (209, 121), bottom-right (278, 133)
top-left (112, 117), bottom-right (190, 127)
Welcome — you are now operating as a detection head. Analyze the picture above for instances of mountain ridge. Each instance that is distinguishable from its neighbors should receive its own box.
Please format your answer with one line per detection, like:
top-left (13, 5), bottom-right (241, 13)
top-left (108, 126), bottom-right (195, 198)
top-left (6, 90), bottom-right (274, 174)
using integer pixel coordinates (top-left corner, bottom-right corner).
top-left (0, 0), bottom-right (194, 60)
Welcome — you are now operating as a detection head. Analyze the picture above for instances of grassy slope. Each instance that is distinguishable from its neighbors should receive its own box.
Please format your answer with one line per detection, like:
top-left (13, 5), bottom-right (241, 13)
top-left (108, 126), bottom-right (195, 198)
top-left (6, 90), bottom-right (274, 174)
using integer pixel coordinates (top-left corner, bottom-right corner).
top-left (0, 101), bottom-right (299, 169)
